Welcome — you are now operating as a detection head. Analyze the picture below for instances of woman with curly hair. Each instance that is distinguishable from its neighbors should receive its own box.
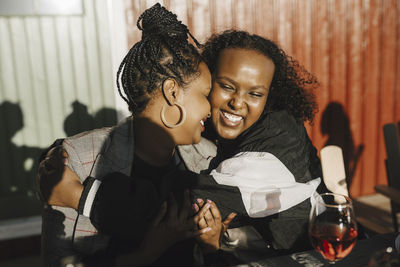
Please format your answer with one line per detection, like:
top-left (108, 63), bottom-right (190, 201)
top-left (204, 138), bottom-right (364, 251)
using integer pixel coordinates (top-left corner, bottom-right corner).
top-left (182, 30), bottom-right (325, 262)
top-left (38, 29), bottom-right (325, 265)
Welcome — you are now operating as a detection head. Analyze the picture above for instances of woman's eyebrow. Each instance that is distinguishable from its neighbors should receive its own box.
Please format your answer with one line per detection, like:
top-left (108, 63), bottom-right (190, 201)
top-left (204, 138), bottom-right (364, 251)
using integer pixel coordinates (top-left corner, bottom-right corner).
top-left (215, 76), bottom-right (237, 85)
top-left (250, 85), bottom-right (269, 91)
top-left (216, 76), bottom-right (268, 91)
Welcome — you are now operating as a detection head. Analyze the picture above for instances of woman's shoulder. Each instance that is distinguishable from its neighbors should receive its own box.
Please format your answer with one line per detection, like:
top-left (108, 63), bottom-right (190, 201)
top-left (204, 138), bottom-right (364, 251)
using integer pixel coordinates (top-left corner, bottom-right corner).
top-left (64, 116), bottom-right (132, 149)
top-left (237, 110), bottom-right (311, 169)
top-left (60, 117), bottom-right (135, 183)
top-left (263, 110), bottom-right (303, 133)
top-left (240, 110), bottom-right (304, 147)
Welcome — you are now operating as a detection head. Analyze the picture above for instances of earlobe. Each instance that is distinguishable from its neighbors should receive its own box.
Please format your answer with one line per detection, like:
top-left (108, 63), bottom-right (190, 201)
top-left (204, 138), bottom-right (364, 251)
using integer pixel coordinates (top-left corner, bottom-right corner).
top-left (162, 78), bottom-right (179, 105)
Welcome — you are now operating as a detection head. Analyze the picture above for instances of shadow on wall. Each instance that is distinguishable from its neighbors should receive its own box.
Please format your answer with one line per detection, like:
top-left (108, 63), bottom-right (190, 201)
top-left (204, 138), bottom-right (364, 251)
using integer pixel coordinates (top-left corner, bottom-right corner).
top-left (64, 100), bottom-right (118, 137)
top-left (0, 100), bottom-right (117, 220)
top-left (0, 101), bottom-right (42, 220)
top-left (320, 102), bottom-right (364, 191)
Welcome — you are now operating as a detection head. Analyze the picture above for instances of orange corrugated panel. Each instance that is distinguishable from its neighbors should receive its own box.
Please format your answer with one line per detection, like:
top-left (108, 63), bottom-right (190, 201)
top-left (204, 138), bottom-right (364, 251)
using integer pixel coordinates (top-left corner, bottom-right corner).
top-left (234, 0), bottom-right (255, 33)
top-left (396, 2), bottom-right (400, 121)
top-left (293, 0), bottom-right (313, 140)
top-left (254, 0), bottom-right (274, 39)
top-left (360, 0), bottom-right (383, 196)
top-left (126, 0), bottom-right (143, 47)
top-left (275, 0), bottom-right (293, 54)
top-left (212, 0), bottom-right (233, 33)
top-left (346, 0), bottom-right (364, 197)
top-left (191, 0), bottom-right (211, 43)
top-left (292, 0), bottom-right (313, 72)
top-left (168, 0), bottom-right (190, 26)
top-left (378, 0), bottom-right (399, 187)
top-left (311, 0), bottom-right (330, 151)
top-left (331, 0), bottom-right (347, 103)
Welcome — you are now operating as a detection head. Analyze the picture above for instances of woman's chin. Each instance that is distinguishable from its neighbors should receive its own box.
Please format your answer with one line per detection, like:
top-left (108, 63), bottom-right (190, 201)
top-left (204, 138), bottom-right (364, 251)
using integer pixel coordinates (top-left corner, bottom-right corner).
top-left (216, 127), bottom-right (241, 140)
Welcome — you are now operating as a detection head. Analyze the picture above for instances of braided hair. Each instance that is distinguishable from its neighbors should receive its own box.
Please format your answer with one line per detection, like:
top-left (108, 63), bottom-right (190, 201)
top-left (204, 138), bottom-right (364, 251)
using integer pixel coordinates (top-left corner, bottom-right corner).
top-left (117, 3), bottom-right (202, 114)
top-left (202, 30), bottom-right (318, 123)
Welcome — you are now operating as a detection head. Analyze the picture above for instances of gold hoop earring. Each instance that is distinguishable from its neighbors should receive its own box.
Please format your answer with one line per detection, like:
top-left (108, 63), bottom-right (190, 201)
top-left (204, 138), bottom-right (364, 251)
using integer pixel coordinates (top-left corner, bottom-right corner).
top-left (161, 102), bottom-right (187, 128)
top-left (207, 113), bottom-right (211, 118)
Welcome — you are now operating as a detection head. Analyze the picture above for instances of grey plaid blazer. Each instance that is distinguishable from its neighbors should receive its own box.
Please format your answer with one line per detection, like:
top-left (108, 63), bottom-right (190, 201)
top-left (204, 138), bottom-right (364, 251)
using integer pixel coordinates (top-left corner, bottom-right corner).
top-left (41, 117), bottom-right (216, 266)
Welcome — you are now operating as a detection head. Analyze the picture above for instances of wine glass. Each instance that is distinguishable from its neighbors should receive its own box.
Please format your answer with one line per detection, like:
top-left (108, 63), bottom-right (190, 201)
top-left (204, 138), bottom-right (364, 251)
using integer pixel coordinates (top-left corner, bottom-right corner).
top-left (309, 193), bottom-right (358, 264)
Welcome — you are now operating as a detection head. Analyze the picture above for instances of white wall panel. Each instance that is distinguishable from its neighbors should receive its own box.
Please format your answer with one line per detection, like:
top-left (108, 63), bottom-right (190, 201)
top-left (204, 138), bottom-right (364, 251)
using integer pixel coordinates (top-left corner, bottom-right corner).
top-left (0, 0), bottom-right (119, 222)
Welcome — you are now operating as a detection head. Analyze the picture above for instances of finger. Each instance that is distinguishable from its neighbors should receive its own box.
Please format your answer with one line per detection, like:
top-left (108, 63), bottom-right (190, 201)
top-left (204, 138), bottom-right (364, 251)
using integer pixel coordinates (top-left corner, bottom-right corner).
top-left (209, 201), bottom-right (221, 219)
top-left (191, 203), bottom-right (200, 230)
top-left (198, 215), bottom-right (208, 230)
top-left (196, 198), bottom-right (204, 208)
top-left (193, 201), bottom-right (210, 229)
top-left (153, 202), bottom-right (167, 226)
top-left (179, 189), bottom-right (191, 221)
top-left (192, 203), bottom-right (199, 213)
top-left (197, 201), bottom-right (210, 218)
top-left (208, 200), bottom-right (221, 223)
top-left (203, 201), bottom-right (215, 226)
top-left (167, 193), bottom-right (178, 221)
top-left (222, 212), bottom-right (237, 231)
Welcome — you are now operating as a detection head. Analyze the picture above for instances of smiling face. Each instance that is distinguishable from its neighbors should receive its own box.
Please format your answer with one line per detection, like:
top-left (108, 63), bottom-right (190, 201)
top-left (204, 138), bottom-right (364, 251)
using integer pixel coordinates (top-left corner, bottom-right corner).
top-left (178, 62), bottom-right (212, 144)
top-left (209, 48), bottom-right (275, 140)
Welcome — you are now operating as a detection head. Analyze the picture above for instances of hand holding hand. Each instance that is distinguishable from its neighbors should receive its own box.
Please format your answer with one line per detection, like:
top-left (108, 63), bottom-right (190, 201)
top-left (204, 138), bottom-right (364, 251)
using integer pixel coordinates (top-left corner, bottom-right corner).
top-left (137, 191), bottom-right (212, 264)
top-left (193, 199), bottom-right (236, 253)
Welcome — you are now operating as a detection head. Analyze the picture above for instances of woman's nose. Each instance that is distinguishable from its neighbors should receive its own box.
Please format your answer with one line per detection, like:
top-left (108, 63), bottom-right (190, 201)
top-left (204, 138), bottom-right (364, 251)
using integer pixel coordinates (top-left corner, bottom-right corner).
top-left (228, 94), bottom-right (244, 110)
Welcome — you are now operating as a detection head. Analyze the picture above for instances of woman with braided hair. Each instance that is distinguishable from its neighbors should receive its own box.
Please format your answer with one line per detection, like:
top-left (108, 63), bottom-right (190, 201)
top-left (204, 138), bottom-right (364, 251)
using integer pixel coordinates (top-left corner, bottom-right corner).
top-left (38, 3), bottom-right (234, 266)
top-left (39, 8), bottom-right (326, 266)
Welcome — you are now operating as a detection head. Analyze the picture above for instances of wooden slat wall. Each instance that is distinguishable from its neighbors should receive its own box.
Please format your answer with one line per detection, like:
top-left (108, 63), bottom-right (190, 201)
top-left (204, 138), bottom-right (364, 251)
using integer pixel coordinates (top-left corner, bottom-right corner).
top-left (126, 0), bottom-right (400, 197)
top-left (0, 0), bottom-right (116, 220)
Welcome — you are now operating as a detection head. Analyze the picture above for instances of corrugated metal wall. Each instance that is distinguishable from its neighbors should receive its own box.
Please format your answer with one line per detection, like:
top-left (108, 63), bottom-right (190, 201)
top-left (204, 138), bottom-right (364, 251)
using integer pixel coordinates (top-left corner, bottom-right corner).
top-left (0, 0), bottom-right (117, 220)
top-left (126, 0), bottom-right (400, 197)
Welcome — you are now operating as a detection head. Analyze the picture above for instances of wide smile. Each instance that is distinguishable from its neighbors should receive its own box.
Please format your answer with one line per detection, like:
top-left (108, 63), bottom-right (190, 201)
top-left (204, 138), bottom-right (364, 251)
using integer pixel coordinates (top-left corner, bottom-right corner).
top-left (219, 110), bottom-right (243, 127)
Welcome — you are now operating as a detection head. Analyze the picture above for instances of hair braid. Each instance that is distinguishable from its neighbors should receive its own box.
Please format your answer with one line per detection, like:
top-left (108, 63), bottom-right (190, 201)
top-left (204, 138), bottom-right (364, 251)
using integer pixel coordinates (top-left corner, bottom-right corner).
top-left (116, 3), bottom-right (203, 114)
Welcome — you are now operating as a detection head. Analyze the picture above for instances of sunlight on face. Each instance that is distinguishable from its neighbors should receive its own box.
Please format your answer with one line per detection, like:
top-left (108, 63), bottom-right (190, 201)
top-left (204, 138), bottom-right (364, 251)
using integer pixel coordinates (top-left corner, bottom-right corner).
top-left (210, 48), bottom-right (275, 139)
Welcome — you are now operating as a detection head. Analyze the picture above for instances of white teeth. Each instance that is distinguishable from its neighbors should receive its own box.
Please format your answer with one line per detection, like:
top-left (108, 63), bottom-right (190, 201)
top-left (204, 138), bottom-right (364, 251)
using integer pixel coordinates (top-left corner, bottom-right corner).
top-left (200, 120), bottom-right (204, 126)
top-left (222, 111), bottom-right (243, 122)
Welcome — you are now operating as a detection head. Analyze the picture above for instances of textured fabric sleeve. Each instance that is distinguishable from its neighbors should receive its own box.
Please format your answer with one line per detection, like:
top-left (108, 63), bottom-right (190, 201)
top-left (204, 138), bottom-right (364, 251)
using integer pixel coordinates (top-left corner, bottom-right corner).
top-left (42, 132), bottom-right (112, 266)
top-left (208, 152), bottom-right (320, 218)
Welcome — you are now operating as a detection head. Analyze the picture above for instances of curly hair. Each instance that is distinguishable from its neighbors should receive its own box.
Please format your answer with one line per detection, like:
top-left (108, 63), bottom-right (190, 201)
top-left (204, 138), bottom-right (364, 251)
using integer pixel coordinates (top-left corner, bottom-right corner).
top-left (201, 30), bottom-right (318, 123)
top-left (117, 3), bottom-right (203, 114)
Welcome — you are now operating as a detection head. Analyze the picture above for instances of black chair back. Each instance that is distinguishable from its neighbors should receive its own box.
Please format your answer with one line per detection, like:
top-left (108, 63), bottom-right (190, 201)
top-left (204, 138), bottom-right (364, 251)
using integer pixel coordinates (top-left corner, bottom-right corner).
top-left (383, 122), bottom-right (400, 232)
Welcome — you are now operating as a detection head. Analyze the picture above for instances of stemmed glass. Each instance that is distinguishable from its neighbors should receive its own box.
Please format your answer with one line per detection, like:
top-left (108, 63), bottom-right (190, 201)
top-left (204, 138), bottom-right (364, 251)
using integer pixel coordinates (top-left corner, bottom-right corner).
top-left (309, 193), bottom-right (358, 264)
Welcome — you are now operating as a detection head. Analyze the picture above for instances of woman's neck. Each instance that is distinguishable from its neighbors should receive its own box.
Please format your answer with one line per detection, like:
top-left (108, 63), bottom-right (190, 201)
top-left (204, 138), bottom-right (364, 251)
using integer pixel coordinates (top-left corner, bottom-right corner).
top-left (133, 116), bottom-right (176, 167)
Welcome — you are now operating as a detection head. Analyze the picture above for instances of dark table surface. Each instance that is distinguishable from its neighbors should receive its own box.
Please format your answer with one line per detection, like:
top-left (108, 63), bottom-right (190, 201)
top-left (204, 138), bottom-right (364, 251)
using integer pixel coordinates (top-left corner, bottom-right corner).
top-left (233, 233), bottom-right (398, 266)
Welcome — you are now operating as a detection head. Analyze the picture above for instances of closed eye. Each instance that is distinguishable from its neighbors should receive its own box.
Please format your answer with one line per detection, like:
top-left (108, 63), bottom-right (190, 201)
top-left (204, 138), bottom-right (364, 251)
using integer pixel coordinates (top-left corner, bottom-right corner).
top-left (218, 82), bottom-right (234, 91)
top-left (249, 92), bottom-right (264, 98)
